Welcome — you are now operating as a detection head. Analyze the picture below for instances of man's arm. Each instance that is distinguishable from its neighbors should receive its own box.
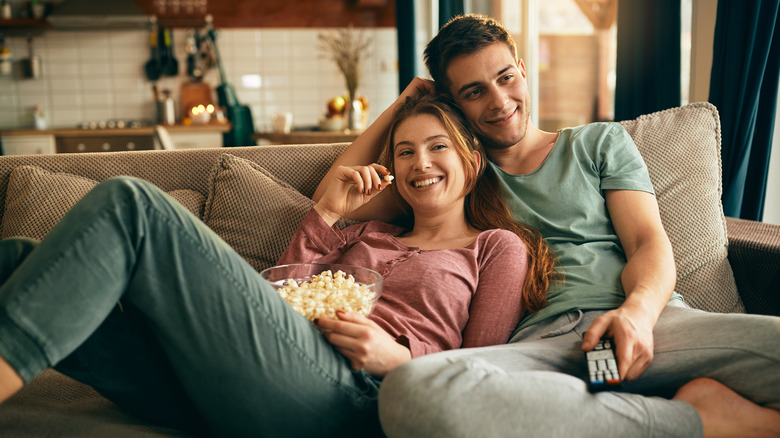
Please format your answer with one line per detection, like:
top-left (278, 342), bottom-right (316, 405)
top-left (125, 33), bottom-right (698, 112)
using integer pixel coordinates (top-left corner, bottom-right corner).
top-left (583, 189), bottom-right (676, 381)
top-left (312, 78), bottom-right (434, 222)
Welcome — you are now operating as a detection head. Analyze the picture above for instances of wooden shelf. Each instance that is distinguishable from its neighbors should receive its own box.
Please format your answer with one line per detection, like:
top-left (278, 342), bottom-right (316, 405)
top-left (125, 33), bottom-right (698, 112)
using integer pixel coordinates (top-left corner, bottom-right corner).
top-left (0, 18), bottom-right (49, 35)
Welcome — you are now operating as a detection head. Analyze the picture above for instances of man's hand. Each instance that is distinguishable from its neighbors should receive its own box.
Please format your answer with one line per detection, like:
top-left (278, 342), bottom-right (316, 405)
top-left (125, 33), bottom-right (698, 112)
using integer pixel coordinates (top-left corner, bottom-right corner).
top-left (316, 311), bottom-right (412, 376)
top-left (591, 190), bottom-right (676, 382)
top-left (582, 302), bottom-right (656, 382)
top-left (314, 164), bottom-right (393, 226)
top-left (399, 77), bottom-right (436, 102)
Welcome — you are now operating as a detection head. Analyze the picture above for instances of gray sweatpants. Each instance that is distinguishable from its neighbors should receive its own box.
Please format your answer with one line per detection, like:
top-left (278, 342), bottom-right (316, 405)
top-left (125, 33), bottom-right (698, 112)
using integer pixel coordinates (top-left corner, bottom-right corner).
top-left (378, 304), bottom-right (780, 438)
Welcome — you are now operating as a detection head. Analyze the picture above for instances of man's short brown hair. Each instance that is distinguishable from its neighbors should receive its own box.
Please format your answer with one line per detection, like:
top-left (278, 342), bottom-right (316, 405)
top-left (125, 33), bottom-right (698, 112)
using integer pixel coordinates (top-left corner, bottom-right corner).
top-left (424, 14), bottom-right (518, 95)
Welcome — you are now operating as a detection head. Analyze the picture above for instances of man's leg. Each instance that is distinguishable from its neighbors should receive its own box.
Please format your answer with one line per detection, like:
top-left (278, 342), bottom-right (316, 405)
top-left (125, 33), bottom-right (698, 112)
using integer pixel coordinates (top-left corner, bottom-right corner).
top-left (379, 307), bottom-right (780, 438)
top-left (644, 305), bottom-right (780, 437)
top-left (674, 378), bottom-right (780, 438)
top-left (379, 310), bottom-right (701, 438)
top-left (627, 305), bottom-right (780, 408)
top-left (0, 177), bottom-right (381, 437)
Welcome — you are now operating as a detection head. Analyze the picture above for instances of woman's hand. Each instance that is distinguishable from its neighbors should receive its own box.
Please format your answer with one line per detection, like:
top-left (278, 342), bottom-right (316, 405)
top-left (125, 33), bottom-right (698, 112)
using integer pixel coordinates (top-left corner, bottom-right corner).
top-left (314, 164), bottom-right (393, 226)
top-left (316, 311), bottom-right (412, 376)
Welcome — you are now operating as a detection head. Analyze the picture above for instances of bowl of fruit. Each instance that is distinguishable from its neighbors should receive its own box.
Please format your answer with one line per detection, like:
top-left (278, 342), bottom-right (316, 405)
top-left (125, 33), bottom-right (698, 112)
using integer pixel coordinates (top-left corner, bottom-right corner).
top-left (319, 95), bottom-right (369, 131)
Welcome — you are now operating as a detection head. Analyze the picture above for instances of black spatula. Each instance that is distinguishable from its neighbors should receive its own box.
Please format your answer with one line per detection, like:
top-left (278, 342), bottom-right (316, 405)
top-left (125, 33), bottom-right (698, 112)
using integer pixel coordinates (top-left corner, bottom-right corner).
top-left (144, 23), bottom-right (161, 81)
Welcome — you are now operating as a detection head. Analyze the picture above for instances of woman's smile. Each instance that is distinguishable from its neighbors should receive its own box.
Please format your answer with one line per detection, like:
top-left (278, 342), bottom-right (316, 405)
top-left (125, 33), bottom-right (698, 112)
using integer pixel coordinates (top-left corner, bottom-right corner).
top-left (411, 176), bottom-right (444, 188)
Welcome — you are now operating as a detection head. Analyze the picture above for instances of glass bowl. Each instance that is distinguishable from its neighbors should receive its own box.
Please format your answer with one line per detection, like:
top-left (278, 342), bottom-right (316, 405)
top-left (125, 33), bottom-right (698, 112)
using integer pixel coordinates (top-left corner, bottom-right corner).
top-left (260, 263), bottom-right (382, 321)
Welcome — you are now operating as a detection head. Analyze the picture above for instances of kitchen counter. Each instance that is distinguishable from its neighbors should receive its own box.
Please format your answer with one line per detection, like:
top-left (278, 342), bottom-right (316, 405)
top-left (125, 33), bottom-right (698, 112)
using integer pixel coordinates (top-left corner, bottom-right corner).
top-left (1, 123), bottom-right (232, 155)
top-left (253, 130), bottom-right (360, 145)
top-left (0, 123), bottom-right (232, 137)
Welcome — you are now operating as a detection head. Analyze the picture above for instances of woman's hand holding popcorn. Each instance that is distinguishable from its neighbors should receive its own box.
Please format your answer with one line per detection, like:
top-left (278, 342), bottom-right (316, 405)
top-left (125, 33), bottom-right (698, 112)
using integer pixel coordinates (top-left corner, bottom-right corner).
top-left (316, 311), bottom-right (411, 376)
top-left (314, 164), bottom-right (393, 226)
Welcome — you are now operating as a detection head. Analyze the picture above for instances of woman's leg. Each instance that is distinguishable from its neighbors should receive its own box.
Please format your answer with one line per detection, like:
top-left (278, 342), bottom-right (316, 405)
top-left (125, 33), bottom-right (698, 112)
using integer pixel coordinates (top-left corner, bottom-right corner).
top-left (0, 238), bottom-right (39, 401)
top-left (0, 177), bottom-right (381, 437)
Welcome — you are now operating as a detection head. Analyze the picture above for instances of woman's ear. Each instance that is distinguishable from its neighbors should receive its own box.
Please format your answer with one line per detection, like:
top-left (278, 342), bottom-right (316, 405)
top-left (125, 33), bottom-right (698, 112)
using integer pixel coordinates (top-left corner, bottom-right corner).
top-left (472, 149), bottom-right (482, 171)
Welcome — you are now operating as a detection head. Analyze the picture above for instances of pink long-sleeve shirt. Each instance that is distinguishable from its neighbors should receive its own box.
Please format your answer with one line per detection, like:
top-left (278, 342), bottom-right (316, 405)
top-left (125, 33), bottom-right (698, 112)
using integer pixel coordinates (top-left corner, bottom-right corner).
top-left (276, 209), bottom-right (530, 358)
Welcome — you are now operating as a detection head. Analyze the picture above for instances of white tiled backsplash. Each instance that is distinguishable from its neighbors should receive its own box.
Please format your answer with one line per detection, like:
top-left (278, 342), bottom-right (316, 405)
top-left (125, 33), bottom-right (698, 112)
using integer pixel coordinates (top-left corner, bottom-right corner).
top-left (0, 27), bottom-right (399, 132)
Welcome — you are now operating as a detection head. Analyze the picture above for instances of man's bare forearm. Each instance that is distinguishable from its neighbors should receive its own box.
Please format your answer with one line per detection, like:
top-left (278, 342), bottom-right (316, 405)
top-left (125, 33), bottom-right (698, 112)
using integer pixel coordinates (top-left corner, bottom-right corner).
top-left (313, 103), bottom-right (398, 201)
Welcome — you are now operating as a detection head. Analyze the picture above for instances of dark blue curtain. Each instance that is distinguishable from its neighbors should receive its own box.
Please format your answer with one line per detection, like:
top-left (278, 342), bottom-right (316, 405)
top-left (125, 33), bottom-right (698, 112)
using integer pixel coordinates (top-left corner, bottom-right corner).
top-left (396, 0), bottom-right (464, 91)
top-left (396, 0), bottom-right (417, 91)
top-left (614, 0), bottom-right (681, 122)
top-left (709, 0), bottom-right (780, 220)
top-left (438, 0), bottom-right (464, 28)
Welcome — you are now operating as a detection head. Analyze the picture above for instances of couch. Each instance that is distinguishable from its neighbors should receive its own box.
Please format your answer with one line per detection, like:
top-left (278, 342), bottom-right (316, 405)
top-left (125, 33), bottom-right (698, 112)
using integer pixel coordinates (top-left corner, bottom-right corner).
top-left (0, 102), bottom-right (777, 437)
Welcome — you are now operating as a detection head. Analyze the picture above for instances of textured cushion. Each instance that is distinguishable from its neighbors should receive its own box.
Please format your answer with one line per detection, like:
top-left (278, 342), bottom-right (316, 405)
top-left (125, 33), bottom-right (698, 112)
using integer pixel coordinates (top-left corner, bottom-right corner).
top-left (620, 102), bottom-right (744, 313)
top-left (1, 166), bottom-right (206, 241)
top-left (0, 370), bottom-right (184, 437)
top-left (202, 154), bottom-right (317, 272)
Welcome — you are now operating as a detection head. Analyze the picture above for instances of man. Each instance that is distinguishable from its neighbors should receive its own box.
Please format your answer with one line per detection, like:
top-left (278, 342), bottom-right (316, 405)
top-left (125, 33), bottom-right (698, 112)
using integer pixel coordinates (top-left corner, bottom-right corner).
top-left (314, 14), bottom-right (780, 437)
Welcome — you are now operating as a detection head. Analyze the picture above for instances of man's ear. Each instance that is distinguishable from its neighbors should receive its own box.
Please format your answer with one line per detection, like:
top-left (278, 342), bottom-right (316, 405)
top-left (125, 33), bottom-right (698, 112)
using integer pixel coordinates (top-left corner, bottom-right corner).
top-left (518, 58), bottom-right (527, 78)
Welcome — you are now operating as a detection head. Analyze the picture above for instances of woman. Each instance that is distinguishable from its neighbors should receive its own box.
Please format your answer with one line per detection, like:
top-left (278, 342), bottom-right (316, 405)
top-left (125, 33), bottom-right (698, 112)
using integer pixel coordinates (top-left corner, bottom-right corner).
top-left (0, 94), bottom-right (555, 437)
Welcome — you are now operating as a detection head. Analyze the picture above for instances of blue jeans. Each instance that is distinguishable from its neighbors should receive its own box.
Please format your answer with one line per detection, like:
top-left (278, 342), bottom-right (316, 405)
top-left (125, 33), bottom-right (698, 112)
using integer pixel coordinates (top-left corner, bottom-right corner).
top-left (0, 177), bottom-right (381, 437)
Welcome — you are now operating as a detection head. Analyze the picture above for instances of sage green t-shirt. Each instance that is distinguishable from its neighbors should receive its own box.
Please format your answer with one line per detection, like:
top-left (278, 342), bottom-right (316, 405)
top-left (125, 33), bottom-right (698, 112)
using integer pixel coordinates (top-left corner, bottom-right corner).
top-left (491, 123), bottom-right (659, 332)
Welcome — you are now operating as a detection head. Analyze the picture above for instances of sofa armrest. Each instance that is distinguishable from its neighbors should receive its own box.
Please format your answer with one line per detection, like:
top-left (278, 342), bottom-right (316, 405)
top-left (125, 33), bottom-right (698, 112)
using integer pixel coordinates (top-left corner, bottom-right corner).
top-left (725, 217), bottom-right (780, 316)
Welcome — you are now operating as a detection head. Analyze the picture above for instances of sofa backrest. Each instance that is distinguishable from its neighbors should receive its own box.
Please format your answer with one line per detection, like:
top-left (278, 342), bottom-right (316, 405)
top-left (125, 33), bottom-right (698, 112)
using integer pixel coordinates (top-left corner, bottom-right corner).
top-left (0, 102), bottom-right (742, 314)
top-left (0, 143), bottom-right (348, 224)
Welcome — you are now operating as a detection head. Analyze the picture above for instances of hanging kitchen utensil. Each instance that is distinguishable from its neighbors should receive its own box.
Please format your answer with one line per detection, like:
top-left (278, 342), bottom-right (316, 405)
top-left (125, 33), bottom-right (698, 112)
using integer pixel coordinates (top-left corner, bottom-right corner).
top-left (22, 35), bottom-right (41, 79)
top-left (165, 28), bottom-right (179, 76)
top-left (144, 22), bottom-right (161, 81)
top-left (207, 23), bottom-right (255, 146)
top-left (162, 28), bottom-right (179, 76)
top-left (197, 28), bottom-right (217, 71)
top-left (185, 29), bottom-right (203, 81)
top-left (157, 27), bottom-right (169, 74)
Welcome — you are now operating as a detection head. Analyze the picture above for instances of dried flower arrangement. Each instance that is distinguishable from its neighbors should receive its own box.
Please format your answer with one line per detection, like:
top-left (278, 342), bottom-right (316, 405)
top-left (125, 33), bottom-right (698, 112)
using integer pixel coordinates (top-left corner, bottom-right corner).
top-left (318, 26), bottom-right (373, 100)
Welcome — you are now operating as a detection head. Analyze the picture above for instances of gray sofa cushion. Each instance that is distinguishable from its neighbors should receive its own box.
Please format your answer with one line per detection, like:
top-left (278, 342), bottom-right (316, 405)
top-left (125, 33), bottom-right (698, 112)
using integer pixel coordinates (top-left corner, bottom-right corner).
top-left (202, 153), bottom-right (317, 272)
top-left (620, 102), bottom-right (743, 312)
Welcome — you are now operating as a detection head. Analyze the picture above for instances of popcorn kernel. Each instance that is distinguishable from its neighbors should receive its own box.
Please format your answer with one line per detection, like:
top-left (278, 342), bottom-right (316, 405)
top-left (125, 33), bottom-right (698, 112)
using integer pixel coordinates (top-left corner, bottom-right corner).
top-left (276, 269), bottom-right (377, 321)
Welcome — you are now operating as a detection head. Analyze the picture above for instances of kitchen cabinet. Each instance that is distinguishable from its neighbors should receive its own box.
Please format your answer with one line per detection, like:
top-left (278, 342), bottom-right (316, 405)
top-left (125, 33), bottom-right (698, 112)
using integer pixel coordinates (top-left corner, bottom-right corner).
top-left (56, 135), bottom-right (154, 153)
top-left (1, 124), bottom-right (230, 154)
top-left (1, 134), bottom-right (55, 155)
top-left (137, 0), bottom-right (395, 28)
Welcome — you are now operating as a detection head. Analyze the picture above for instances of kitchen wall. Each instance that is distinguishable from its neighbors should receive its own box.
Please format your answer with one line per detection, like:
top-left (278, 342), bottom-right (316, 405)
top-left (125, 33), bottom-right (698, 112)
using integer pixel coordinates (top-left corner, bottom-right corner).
top-left (0, 27), bottom-right (399, 133)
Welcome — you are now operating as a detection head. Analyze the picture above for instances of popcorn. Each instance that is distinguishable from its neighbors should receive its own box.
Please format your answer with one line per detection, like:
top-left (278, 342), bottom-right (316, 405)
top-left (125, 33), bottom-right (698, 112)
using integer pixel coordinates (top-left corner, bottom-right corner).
top-left (276, 269), bottom-right (377, 321)
top-left (383, 174), bottom-right (394, 182)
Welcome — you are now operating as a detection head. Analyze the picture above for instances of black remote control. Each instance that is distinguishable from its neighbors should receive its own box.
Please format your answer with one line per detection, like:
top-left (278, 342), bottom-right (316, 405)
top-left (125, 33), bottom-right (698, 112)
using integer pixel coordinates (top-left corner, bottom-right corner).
top-left (585, 339), bottom-right (621, 391)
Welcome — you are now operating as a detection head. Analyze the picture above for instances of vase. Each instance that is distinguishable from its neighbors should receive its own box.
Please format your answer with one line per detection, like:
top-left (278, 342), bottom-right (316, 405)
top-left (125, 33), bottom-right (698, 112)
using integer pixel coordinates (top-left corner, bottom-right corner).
top-left (346, 93), bottom-right (364, 132)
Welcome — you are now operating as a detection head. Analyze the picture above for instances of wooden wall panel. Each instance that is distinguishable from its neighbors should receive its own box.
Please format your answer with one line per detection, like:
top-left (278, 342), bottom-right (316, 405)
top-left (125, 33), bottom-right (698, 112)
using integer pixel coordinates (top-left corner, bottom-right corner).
top-left (538, 34), bottom-right (599, 131)
top-left (134, 0), bottom-right (395, 28)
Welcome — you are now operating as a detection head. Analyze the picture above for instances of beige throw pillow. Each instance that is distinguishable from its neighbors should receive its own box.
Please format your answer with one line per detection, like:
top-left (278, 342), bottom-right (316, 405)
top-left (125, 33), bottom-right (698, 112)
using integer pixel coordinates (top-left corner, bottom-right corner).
top-left (620, 102), bottom-right (743, 313)
top-left (2, 166), bottom-right (205, 241)
top-left (202, 154), bottom-right (316, 272)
